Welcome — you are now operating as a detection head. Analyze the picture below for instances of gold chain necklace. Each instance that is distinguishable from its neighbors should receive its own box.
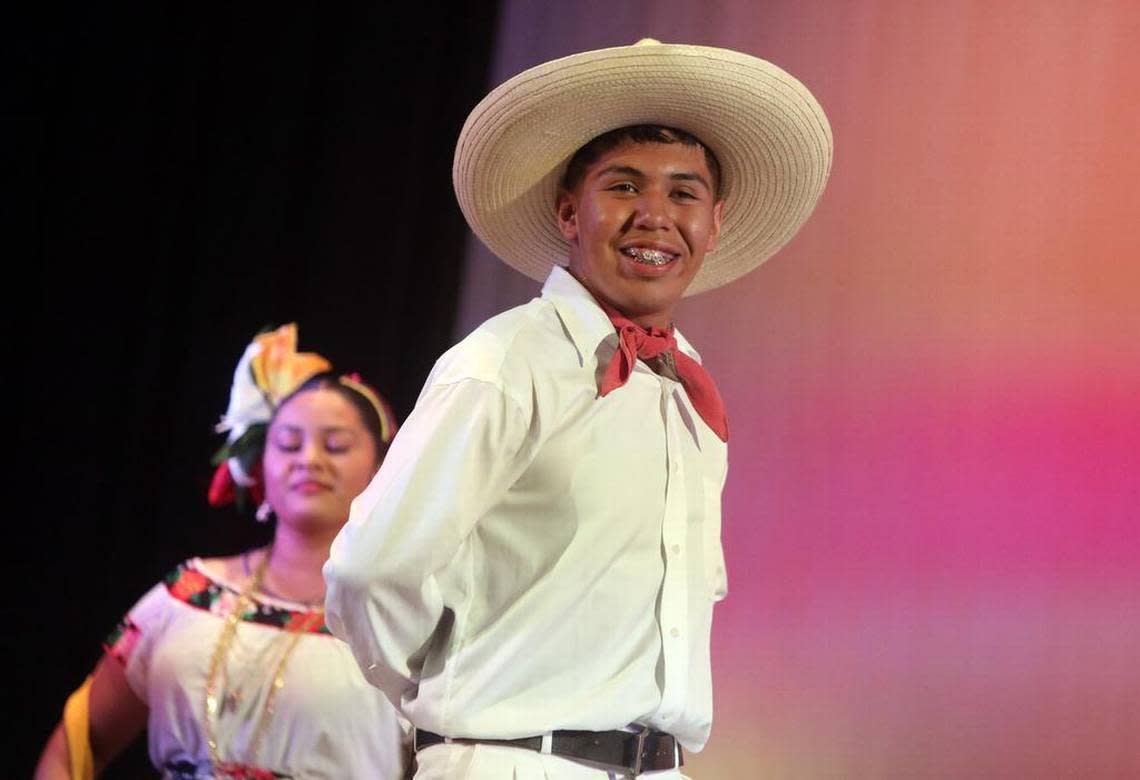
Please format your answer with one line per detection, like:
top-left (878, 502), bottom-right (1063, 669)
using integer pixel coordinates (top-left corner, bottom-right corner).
top-left (203, 546), bottom-right (324, 774)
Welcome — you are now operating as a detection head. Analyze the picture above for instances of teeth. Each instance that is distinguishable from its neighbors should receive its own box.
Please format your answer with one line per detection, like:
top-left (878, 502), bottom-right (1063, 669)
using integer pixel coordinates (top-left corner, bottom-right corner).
top-left (623, 247), bottom-right (674, 266)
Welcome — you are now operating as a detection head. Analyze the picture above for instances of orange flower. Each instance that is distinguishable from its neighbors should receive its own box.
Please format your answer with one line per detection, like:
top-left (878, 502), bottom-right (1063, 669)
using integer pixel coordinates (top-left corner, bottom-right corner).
top-left (250, 324), bottom-right (330, 404)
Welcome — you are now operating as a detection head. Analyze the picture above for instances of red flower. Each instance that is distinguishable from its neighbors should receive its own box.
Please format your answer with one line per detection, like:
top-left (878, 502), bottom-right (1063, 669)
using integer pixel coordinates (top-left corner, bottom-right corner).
top-left (208, 462), bottom-right (236, 506)
top-left (283, 610), bottom-right (324, 633)
top-left (209, 461), bottom-right (266, 508)
top-left (170, 569), bottom-right (210, 601)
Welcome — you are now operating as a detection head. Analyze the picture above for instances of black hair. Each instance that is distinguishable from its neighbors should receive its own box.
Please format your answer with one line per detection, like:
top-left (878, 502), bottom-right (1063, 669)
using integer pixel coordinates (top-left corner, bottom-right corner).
top-left (560, 124), bottom-right (722, 198)
top-left (274, 373), bottom-right (392, 464)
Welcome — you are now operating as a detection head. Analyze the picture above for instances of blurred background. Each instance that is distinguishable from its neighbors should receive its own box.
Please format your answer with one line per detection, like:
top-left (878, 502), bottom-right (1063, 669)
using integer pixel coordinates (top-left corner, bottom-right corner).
top-left (13, 1), bottom-right (1139, 777)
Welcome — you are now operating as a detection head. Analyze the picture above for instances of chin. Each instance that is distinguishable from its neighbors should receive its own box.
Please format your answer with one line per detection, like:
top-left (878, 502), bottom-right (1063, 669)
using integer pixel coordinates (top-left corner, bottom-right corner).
top-left (618, 291), bottom-right (678, 319)
top-left (278, 505), bottom-right (350, 533)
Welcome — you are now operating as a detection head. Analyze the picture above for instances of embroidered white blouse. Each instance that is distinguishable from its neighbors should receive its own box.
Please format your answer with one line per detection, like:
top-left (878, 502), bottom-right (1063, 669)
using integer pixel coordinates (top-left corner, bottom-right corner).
top-left (109, 558), bottom-right (408, 779)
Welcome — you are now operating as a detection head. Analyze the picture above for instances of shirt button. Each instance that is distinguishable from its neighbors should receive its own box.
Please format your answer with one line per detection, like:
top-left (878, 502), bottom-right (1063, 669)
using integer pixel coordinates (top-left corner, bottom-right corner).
top-left (670, 544), bottom-right (681, 555)
top-left (670, 627), bottom-right (681, 638)
top-left (671, 461), bottom-right (679, 474)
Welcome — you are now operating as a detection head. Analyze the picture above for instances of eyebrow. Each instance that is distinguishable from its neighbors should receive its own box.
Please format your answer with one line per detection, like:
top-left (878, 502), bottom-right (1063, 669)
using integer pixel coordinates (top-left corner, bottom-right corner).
top-left (275, 424), bottom-right (357, 435)
top-left (596, 164), bottom-right (712, 192)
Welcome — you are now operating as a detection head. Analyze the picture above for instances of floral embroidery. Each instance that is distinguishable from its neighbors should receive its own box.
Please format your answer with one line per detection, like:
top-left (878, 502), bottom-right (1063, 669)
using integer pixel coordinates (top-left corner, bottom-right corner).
top-left (163, 760), bottom-right (292, 779)
top-left (215, 762), bottom-right (292, 779)
top-left (162, 562), bottom-right (330, 634)
top-left (281, 610), bottom-right (324, 633)
top-left (104, 617), bottom-right (142, 664)
top-left (170, 568), bottom-right (210, 602)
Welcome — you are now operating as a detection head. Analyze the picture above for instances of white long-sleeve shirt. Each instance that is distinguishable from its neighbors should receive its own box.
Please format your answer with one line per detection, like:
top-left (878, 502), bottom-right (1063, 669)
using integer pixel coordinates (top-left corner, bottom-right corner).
top-left (324, 265), bottom-right (728, 751)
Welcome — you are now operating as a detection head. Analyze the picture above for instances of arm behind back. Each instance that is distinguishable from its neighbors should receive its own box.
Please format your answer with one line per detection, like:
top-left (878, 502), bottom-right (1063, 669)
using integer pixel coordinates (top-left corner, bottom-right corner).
top-left (34, 653), bottom-right (148, 779)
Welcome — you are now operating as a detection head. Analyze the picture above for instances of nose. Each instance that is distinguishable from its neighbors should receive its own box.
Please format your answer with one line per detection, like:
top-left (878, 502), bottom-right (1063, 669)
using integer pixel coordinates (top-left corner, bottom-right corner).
top-left (294, 438), bottom-right (327, 471)
top-left (631, 189), bottom-right (671, 230)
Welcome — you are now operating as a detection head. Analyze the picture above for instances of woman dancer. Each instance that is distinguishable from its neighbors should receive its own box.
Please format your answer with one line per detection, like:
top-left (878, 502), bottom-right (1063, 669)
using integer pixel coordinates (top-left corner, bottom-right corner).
top-left (35, 324), bottom-right (408, 779)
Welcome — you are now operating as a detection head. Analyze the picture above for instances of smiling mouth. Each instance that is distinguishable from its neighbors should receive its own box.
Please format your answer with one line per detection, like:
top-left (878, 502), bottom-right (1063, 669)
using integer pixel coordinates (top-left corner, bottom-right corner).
top-left (622, 247), bottom-right (678, 266)
top-left (293, 481), bottom-right (331, 494)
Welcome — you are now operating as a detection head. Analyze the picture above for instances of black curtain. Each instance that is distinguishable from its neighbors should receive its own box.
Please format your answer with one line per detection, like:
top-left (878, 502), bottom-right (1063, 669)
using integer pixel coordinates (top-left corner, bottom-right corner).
top-left (11, 4), bottom-right (498, 775)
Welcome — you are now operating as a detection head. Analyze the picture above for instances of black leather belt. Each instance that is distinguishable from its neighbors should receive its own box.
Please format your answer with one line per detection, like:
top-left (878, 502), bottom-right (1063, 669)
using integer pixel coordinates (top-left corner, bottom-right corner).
top-left (413, 726), bottom-right (683, 776)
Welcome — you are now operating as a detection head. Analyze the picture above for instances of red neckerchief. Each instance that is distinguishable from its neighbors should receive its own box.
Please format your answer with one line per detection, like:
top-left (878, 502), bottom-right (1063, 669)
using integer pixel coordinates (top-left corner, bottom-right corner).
top-left (598, 302), bottom-right (729, 442)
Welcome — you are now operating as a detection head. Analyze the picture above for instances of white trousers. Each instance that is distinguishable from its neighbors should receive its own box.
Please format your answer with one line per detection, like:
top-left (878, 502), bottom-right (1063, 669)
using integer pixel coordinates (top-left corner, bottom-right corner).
top-left (413, 743), bottom-right (692, 780)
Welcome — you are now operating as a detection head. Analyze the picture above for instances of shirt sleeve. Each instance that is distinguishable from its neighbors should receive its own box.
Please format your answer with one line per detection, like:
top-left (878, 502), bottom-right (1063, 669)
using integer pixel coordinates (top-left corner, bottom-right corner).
top-left (323, 373), bottom-right (533, 708)
top-left (102, 579), bottom-right (174, 702)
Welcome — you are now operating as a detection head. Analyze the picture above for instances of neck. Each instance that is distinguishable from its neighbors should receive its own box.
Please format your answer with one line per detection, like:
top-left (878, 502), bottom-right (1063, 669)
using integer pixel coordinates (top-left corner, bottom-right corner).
top-left (564, 267), bottom-right (675, 331)
top-left (599, 296), bottom-right (673, 332)
top-left (270, 527), bottom-right (332, 572)
top-left (626, 311), bottom-right (672, 331)
top-left (262, 522), bottom-right (337, 604)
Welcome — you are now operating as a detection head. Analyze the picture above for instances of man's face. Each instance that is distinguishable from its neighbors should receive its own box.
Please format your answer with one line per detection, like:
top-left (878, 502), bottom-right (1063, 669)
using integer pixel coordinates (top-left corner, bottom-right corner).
top-left (556, 140), bottom-right (724, 329)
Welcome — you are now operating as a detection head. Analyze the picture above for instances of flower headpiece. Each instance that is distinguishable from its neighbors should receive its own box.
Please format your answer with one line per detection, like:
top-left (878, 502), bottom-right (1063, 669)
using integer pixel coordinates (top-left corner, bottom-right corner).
top-left (208, 324), bottom-right (331, 508)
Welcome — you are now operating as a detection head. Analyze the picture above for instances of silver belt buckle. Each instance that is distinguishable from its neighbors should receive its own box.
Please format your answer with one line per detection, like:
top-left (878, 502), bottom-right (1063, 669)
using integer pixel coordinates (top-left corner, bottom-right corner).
top-left (631, 725), bottom-right (650, 776)
top-left (412, 729), bottom-right (445, 752)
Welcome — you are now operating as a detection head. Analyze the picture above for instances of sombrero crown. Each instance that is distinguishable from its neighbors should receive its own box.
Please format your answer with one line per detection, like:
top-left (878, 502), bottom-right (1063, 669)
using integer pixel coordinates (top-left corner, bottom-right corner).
top-left (453, 39), bottom-right (833, 295)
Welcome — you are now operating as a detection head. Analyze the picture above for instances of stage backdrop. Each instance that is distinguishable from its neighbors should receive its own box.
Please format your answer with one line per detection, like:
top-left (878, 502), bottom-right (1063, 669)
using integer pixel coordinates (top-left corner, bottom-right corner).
top-left (458, 1), bottom-right (1140, 777)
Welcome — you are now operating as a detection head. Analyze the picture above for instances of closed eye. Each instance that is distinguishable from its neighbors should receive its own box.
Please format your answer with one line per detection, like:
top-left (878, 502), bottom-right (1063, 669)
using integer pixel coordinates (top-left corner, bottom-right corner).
top-left (325, 432), bottom-right (357, 454)
top-left (271, 430), bottom-right (302, 451)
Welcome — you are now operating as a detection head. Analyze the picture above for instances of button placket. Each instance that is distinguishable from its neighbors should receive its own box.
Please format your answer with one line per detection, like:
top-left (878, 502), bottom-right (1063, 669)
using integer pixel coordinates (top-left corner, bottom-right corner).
top-left (656, 391), bottom-right (690, 723)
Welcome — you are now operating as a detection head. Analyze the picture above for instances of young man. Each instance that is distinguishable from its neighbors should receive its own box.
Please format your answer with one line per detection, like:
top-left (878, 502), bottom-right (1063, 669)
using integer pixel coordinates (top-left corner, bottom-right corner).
top-left (325, 40), bottom-right (831, 778)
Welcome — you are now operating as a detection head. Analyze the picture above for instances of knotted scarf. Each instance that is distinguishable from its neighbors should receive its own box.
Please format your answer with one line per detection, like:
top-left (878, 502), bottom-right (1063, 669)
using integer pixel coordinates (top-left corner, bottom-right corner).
top-left (598, 303), bottom-right (729, 442)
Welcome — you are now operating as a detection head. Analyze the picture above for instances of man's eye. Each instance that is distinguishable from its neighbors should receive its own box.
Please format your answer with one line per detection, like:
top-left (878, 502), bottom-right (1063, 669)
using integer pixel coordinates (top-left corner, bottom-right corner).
top-left (609, 182), bottom-right (638, 193)
top-left (275, 441), bottom-right (301, 452)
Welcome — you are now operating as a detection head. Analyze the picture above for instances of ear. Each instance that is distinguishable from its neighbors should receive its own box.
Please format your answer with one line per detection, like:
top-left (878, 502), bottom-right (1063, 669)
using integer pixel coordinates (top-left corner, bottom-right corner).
top-left (555, 189), bottom-right (579, 242)
top-left (705, 199), bottom-right (726, 252)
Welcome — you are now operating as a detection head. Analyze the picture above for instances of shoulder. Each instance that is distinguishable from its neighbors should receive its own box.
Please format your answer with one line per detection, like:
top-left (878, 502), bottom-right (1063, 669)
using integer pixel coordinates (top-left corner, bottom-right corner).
top-left (197, 550), bottom-right (258, 586)
top-left (427, 298), bottom-right (570, 390)
top-left (164, 553), bottom-right (332, 633)
top-left (104, 558), bottom-right (208, 657)
top-left (155, 554), bottom-right (250, 611)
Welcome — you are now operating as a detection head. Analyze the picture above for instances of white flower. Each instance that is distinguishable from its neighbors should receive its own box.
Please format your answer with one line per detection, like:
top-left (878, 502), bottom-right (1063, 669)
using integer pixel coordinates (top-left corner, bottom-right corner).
top-left (215, 339), bottom-right (273, 442)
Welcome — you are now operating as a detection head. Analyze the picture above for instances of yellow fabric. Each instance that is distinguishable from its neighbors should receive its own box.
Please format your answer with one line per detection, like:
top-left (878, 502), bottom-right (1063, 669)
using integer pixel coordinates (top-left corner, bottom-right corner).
top-left (63, 675), bottom-right (95, 780)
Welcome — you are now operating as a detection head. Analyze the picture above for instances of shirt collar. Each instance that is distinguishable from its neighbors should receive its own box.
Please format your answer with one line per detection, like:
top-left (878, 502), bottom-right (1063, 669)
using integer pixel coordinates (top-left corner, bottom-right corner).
top-left (541, 265), bottom-right (703, 366)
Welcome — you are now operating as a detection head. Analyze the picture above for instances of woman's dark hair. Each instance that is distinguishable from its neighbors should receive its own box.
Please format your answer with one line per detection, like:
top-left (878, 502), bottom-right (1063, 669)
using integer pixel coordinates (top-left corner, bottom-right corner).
top-left (274, 373), bottom-right (393, 464)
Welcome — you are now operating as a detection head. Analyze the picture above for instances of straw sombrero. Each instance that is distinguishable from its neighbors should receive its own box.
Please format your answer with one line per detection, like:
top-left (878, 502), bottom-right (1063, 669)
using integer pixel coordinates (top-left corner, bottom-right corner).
top-left (452, 39), bottom-right (833, 296)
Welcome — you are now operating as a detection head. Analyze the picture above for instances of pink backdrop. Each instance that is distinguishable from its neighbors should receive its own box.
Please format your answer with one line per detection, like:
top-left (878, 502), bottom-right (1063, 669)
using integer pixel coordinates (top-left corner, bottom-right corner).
top-left (457, 2), bottom-right (1140, 776)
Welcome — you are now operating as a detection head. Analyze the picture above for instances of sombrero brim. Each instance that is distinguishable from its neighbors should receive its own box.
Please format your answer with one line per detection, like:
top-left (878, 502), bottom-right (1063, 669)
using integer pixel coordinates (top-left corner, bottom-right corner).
top-left (452, 40), bottom-right (833, 295)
